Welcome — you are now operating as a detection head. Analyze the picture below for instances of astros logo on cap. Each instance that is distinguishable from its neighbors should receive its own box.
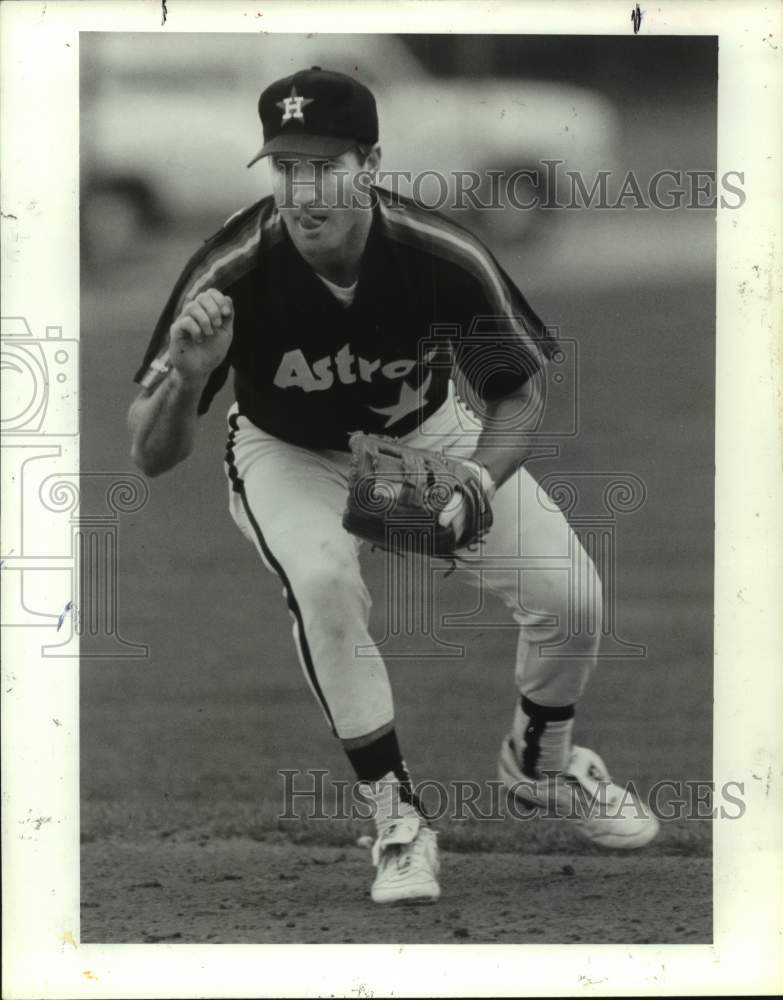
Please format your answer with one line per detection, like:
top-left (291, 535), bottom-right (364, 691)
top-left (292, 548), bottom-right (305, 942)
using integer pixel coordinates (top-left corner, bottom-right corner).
top-left (276, 85), bottom-right (314, 125)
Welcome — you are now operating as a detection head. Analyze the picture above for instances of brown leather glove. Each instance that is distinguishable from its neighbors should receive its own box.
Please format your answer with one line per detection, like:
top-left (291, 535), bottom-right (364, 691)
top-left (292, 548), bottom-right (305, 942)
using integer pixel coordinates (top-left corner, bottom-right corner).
top-left (342, 432), bottom-right (494, 556)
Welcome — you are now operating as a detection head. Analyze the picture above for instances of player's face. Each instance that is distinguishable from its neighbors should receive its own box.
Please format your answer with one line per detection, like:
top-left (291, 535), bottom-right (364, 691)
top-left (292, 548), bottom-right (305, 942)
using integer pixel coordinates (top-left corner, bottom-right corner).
top-left (269, 150), bottom-right (375, 259)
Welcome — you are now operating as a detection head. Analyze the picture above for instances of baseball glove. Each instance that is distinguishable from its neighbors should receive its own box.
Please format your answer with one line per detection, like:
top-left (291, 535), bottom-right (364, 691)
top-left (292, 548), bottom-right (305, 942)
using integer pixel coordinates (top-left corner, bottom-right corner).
top-left (342, 432), bottom-right (494, 556)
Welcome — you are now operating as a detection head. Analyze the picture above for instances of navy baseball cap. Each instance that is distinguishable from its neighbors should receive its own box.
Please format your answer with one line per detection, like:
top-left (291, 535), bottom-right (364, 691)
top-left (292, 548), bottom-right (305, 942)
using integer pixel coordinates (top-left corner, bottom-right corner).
top-left (247, 66), bottom-right (378, 167)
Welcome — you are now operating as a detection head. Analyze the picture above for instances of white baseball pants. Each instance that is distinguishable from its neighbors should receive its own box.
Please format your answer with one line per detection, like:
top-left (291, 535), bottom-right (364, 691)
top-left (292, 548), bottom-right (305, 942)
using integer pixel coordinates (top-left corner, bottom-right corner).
top-left (225, 390), bottom-right (601, 740)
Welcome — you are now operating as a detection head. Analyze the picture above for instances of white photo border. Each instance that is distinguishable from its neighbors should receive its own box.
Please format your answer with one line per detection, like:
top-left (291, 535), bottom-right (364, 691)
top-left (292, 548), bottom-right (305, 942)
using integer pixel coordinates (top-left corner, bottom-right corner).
top-left (2, 1), bottom-right (782, 997)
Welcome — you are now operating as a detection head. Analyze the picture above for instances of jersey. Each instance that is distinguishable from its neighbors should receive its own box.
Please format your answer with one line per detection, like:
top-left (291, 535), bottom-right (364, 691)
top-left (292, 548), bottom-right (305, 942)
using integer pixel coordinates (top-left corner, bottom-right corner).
top-left (134, 186), bottom-right (557, 451)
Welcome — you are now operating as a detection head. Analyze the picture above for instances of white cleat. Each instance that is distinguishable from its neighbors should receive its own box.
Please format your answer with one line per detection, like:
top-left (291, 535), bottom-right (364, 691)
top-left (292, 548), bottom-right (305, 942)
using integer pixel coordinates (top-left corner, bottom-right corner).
top-left (370, 813), bottom-right (441, 905)
top-left (498, 737), bottom-right (660, 850)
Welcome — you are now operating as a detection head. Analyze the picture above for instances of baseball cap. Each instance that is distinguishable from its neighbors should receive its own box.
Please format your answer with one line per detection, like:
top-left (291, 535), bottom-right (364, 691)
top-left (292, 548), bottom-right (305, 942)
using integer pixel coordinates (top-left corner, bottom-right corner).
top-left (247, 66), bottom-right (378, 167)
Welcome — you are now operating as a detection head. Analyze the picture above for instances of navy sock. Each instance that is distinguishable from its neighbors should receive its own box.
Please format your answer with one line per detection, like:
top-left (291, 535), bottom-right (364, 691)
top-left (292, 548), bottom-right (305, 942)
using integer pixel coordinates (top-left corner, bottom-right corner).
top-left (343, 727), bottom-right (425, 816)
top-left (513, 695), bottom-right (575, 779)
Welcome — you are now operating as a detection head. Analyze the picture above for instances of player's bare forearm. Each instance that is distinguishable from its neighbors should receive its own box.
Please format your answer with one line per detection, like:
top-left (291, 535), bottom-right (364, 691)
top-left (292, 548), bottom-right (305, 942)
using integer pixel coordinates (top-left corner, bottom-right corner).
top-left (470, 377), bottom-right (543, 490)
top-left (128, 370), bottom-right (206, 477)
top-left (130, 289), bottom-right (234, 477)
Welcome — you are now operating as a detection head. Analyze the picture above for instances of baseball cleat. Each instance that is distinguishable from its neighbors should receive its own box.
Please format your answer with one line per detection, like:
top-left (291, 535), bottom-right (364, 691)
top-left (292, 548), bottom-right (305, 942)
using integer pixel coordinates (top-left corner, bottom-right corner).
top-left (498, 737), bottom-right (660, 850)
top-left (370, 814), bottom-right (441, 905)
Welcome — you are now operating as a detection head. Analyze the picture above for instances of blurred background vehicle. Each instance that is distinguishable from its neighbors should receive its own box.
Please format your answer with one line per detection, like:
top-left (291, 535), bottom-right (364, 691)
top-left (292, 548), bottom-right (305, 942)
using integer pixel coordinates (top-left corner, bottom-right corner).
top-left (80, 33), bottom-right (620, 266)
top-left (81, 33), bottom-right (716, 292)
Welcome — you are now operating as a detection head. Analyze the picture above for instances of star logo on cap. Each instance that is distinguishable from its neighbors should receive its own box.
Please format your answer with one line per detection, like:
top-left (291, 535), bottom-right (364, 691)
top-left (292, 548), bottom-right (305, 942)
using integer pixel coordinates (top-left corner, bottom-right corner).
top-left (276, 85), bottom-right (314, 125)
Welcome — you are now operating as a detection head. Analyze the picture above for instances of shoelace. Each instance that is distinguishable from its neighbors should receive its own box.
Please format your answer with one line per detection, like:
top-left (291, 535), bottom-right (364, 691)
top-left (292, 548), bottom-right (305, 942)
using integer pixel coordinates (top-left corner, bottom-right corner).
top-left (371, 812), bottom-right (419, 866)
top-left (376, 828), bottom-right (433, 875)
top-left (563, 767), bottom-right (624, 809)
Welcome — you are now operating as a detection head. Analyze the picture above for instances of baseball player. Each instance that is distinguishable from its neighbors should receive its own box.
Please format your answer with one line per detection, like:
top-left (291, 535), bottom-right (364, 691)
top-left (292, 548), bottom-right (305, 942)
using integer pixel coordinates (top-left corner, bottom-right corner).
top-left (129, 67), bottom-right (658, 905)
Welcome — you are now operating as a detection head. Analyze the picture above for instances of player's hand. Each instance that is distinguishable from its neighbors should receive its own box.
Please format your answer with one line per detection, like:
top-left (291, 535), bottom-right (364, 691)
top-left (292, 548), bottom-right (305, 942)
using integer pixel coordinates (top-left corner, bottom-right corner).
top-left (438, 491), bottom-right (468, 541)
top-left (437, 461), bottom-right (496, 544)
top-left (169, 289), bottom-right (234, 382)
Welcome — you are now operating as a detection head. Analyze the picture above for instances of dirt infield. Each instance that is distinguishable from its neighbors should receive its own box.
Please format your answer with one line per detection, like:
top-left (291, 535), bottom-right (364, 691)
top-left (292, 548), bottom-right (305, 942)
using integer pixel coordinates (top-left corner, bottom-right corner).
top-left (81, 835), bottom-right (711, 944)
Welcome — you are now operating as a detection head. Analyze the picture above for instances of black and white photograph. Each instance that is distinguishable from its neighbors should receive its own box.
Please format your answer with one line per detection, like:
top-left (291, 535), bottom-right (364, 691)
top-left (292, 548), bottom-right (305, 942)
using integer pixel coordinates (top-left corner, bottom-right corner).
top-left (2, 2), bottom-right (782, 997)
top-left (80, 27), bottom-right (718, 943)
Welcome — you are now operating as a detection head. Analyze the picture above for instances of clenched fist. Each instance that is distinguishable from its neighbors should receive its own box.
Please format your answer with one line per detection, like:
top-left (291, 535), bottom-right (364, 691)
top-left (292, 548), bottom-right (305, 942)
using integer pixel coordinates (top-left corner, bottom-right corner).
top-left (169, 289), bottom-right (234, 382)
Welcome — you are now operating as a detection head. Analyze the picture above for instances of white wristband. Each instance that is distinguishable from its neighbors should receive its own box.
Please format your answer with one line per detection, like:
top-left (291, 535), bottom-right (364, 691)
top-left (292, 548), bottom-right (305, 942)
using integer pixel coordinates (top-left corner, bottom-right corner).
top-left (139, 353), bottom-right (171, 391)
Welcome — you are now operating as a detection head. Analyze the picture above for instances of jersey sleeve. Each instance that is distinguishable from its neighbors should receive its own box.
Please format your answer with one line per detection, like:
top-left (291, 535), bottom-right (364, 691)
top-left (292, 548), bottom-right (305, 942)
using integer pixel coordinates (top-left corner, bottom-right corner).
top-left (452, 246), bottom-right (558, 401)
top-left (132, 287), bottom-right (231, 414)
top-left (133, 283), bottom-right (232, 416)
top-left (133, 200), bottom-right (267, 415)
top-left (133, 253), bottom-right (235, 416)
top-left (133, 246), bottom-right (229, 416)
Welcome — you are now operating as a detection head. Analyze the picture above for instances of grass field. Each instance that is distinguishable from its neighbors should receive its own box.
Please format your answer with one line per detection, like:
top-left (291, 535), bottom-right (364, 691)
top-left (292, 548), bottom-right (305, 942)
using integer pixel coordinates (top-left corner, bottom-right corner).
top-left (79, 229), bottom-right (714, 942)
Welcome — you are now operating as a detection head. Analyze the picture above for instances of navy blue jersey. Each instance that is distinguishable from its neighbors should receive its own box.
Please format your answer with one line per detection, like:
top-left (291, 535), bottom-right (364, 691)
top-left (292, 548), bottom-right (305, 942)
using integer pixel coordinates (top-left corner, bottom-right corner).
top-left (134, 186), bottom-right (556, 450)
